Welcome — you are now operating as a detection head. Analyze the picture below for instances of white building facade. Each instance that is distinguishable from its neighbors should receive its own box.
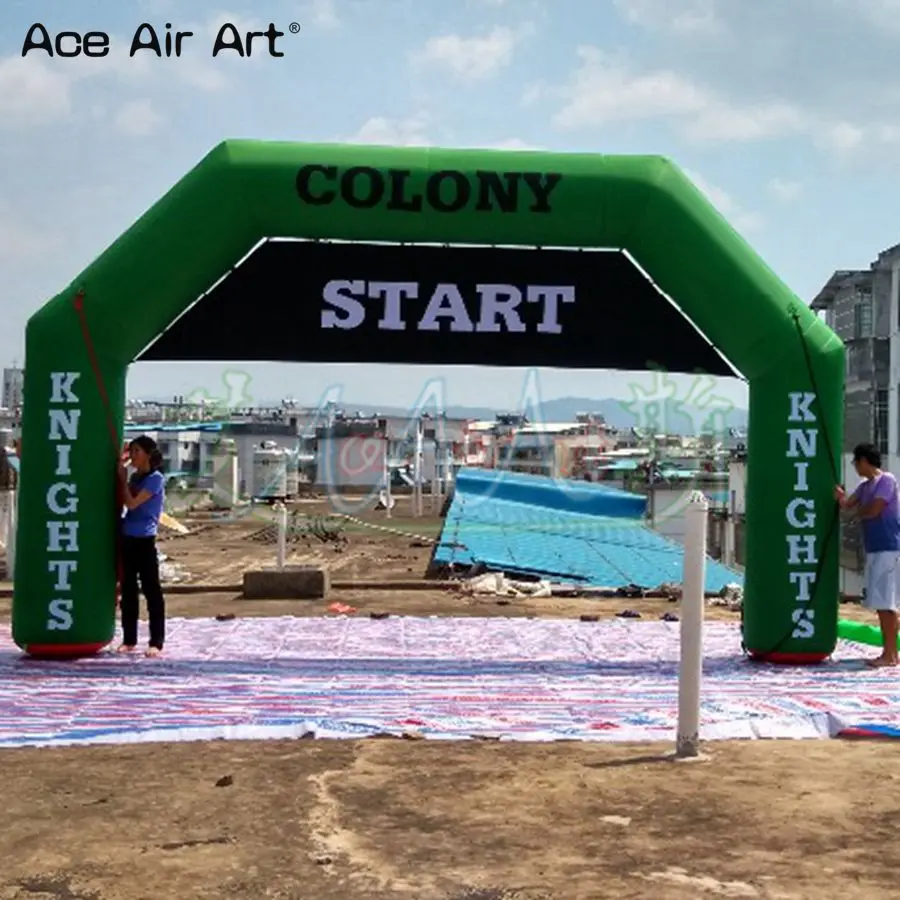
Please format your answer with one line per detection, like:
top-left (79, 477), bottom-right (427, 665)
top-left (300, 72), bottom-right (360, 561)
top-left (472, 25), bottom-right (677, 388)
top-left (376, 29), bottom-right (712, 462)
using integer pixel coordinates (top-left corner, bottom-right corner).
top-left (1, 367), bottom-right (24, 413)
top-left (885, 245), bottom-right (900, 476)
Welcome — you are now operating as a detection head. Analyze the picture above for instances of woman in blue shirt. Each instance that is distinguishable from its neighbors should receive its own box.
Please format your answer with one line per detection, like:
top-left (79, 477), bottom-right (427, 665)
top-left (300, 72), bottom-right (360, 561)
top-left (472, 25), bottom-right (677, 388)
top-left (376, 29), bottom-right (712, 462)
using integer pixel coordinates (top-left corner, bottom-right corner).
top-left (117, 435), bottom-right (167, 657)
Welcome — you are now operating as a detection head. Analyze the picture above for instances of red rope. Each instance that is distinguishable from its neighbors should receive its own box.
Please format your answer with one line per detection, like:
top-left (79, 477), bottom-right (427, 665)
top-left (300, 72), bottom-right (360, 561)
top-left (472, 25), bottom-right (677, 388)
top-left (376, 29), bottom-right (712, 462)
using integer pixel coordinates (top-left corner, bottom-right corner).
top-left (73, 289), bottom-right (124, 608)
top-left (73, 291), bottom-right (120, 453)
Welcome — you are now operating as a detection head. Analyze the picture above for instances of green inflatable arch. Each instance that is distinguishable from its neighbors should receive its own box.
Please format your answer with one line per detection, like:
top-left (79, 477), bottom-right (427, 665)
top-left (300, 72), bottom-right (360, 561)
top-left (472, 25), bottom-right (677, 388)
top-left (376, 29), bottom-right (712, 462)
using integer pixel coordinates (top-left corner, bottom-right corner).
top-left (13, 140), bottom-right (843, 662)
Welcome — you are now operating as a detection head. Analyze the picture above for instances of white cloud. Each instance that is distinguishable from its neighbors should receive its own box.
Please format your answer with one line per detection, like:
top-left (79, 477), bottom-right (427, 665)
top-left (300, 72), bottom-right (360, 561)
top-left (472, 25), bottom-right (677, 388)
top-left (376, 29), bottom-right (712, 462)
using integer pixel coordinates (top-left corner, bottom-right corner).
top-left (414, 26), bottom-right (524, 82)
top-left (341, 125), bottom-right (545, 153)
top-left (0, 204), bottom-right (58, 264)
top-left (114, 99), bottom-right (165, 137)
top-left (138, 0), bottom-right (177, 12)
top-left (815, 120), bottom-right (865, 156)
top-left (554, 50), bottom-right (709, 128)
top-left (548, 46), bottom-right (900, 158)
top-left (0, 15), bottom-right (236, 133)
top-left (682, 168), bottom-right (763, 233)
top-left (845, 0), bottom-right (900, 32)
top-left (482, 137), bottom-right (545, 150)
top-left (347, 115), bottom-right (432, 146)
top-left (684, 101), bottom-right (805, 142)
top-left (301, 0), bottom-right (341, 28)
top-left (175, 57), bottom-right (230, 92)
top-left (0, 57), bottom-right (72, 129)
top-left (204, 11), bottom-right (266, 43)
top-left (614, 0), bottom-right (723, 35)
top-left (554, 48), bottom-right (807, 144)
top-left (767, 178), bottom-right (803, 203)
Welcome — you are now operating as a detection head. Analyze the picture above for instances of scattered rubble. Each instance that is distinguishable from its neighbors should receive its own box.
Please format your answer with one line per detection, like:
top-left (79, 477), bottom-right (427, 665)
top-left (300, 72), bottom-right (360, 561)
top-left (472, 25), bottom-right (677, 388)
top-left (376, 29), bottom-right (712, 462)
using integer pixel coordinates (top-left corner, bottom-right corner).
top-left (462, 572), bottom-right (553, 598)
top-left (157, 551), bottom-right (189, 584)
top-left (710, 583), bottom-right (743, 611)
top-left (248, 511), bottom-right (348, 546)
top-left (658, 582), bottom-right (682, 601)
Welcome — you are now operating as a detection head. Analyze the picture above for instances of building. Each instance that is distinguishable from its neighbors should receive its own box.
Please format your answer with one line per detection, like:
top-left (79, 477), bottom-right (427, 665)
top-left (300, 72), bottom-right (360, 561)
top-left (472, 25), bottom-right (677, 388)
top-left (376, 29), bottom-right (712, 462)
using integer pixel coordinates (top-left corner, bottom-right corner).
top-left (479, 414), bottom-right (614, 478)
top-left (1, 367), bottom-right (24, 415)
top-left (123, 407), bottom-right (474, 497)
top-left (880, 244), bottom-right (900, 476)
top-left (812, 243), bottom-right (900, 595)
top-left (811, 267), bottom-right (888, 458)
top-left (124, 421), bottom-right (300, 497)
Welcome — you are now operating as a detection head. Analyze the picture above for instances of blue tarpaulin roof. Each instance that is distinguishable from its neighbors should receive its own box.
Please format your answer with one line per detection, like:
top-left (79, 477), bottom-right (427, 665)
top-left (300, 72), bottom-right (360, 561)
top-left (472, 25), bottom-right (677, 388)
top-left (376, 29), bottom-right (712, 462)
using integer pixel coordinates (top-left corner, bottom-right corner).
top-left (433, 468), bottom-right (741, 592)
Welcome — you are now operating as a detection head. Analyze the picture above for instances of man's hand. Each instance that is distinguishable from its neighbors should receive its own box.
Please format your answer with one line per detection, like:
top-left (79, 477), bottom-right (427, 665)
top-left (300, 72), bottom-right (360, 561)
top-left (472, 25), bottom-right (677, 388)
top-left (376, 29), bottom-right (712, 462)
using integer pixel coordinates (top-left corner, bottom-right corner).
top-left (834, 485), bottom-right (846, 505)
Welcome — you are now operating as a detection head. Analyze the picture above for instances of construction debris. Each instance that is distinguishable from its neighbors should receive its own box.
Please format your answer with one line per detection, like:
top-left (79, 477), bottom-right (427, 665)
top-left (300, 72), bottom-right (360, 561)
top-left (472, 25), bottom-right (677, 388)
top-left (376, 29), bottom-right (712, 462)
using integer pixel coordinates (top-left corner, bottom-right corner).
top-left (710, 583), bottom-right (744, 611)
top-left (248, 511), bottom-right (348, 546)
top-left (157, 551), bottom-right (188, 584)
top-left (657, 582), bottom-right (682, 601)
top-left (462, 572), bottom-right (553, 598)
top-left (159, 511), bottom-right (190, 535)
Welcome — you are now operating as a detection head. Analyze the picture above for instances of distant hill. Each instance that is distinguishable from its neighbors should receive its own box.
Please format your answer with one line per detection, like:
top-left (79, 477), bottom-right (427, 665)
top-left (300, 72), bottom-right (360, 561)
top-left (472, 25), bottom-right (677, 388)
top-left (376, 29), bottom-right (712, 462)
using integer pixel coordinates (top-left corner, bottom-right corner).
top-left (520, 396), bottom-right (748, 433)
top-left (442, 397), bottom-right (747, 433)
top-left (292, 396), bottom-right (748, 434)
top-left (135, 394), bottom-right (747, 434)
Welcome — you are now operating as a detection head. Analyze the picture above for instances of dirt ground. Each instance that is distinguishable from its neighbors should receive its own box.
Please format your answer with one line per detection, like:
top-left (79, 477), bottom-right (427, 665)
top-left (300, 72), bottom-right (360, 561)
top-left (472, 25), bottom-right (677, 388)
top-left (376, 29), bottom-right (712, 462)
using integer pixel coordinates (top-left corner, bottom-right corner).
top-left (0, 499), bottom-right (891, 900)
top-left (157, 497), bottom-right (448, 585)
top-left (3, 740), bottom-right (899, 900)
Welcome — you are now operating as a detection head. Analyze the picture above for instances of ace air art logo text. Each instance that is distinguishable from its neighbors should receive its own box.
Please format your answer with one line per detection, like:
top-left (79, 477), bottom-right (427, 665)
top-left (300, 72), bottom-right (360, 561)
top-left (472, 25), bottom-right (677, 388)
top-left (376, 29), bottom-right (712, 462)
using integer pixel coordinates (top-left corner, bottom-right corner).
top-left (20, 21), bottom-right (301, 59)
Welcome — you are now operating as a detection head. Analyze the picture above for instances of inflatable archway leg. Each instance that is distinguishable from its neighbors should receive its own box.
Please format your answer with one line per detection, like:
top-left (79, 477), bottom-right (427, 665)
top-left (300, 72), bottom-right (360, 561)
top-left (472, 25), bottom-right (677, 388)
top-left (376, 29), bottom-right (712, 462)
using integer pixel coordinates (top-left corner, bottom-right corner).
top-left (12, 307), bottom-right (124, 656)
top-left (742, 358), bottom-right (843, 663)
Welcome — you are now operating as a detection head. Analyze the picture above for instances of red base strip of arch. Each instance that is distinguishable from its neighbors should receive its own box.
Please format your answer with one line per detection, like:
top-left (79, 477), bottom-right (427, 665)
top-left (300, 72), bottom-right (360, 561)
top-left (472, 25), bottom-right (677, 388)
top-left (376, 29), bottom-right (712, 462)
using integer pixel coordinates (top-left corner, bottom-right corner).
top-left (746, 651), bottom-right (830, 665)
top-left (23, 643), bottom-right (109, 659)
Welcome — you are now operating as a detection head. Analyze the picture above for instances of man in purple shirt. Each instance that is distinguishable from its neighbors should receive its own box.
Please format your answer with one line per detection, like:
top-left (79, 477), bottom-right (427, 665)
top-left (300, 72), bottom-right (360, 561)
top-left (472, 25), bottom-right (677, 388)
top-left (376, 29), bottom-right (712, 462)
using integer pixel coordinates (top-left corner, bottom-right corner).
top-left (836, 443), bottom-right (900, 667)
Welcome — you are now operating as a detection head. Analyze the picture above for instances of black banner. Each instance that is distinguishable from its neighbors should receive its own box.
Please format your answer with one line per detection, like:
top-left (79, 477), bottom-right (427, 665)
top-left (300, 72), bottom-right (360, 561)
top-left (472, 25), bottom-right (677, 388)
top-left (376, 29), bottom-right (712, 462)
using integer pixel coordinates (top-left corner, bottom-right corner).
top-left (139, 240), bottom-right (731, 375)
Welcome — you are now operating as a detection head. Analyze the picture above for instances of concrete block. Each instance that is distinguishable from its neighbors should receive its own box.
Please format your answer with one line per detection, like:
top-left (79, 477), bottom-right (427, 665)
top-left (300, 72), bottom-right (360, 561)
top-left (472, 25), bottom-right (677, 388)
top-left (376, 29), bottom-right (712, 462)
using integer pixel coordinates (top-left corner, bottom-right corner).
top-left (241, 566), bottom-right (330, 600)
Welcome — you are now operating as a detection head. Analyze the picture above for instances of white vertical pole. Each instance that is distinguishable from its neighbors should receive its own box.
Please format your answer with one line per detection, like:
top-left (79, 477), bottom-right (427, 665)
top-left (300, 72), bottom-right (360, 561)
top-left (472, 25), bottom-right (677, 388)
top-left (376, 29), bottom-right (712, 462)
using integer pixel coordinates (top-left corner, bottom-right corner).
top-left (7, 488), bottom-right (17, 583)
top-left (723, 512), bottom-right (735, 567)
top-left (676, 490), bottom-right (709, 759)
top-left (413, 419), bottom-right (423, 518)
top-left (430, 440), bottom-right (440, 514)
top-left (0, 494), bottom-right (7, 571)
top-left (383, 437), bottom-right (392, 519)
top-left (275, 502), bottom-right (287, 571)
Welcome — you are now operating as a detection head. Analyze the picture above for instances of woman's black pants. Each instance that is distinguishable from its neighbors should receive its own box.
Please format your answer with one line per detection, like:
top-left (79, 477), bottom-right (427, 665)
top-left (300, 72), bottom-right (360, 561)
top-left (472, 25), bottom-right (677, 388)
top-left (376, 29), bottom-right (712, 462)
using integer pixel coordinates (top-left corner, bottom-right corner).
top-left (120, 535), bottom-right (166, 649)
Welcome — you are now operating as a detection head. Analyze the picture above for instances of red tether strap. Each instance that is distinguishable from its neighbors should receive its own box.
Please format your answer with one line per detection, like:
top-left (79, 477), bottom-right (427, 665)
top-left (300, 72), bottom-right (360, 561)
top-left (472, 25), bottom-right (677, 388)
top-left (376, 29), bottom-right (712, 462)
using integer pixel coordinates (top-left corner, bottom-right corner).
top-left (73, 289), bottom-right (124, 607)
top-left (73, 290), bottom-right (121, 452)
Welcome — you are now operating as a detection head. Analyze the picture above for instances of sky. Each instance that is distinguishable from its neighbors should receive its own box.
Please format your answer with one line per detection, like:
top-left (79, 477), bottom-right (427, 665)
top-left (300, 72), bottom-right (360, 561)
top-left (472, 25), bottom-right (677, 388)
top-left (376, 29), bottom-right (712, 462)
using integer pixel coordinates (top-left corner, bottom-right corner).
top-left (2, 0), bottom-right (899, 417)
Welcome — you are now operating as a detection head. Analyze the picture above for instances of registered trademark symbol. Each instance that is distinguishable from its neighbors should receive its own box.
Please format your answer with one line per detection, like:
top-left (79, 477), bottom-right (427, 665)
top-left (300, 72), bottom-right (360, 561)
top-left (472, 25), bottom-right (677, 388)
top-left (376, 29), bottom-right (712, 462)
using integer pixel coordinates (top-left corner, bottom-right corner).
top-left (289, 22), bottom-right (301, 34)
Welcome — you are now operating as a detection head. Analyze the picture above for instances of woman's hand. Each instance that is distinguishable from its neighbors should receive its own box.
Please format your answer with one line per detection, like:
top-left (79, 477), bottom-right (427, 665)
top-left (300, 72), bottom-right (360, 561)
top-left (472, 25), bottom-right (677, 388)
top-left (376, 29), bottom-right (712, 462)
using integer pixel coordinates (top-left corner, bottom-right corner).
top-left (834, 485), bottom-right (846, 507)
top-left (118, 462), bottom-right (129, 483)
